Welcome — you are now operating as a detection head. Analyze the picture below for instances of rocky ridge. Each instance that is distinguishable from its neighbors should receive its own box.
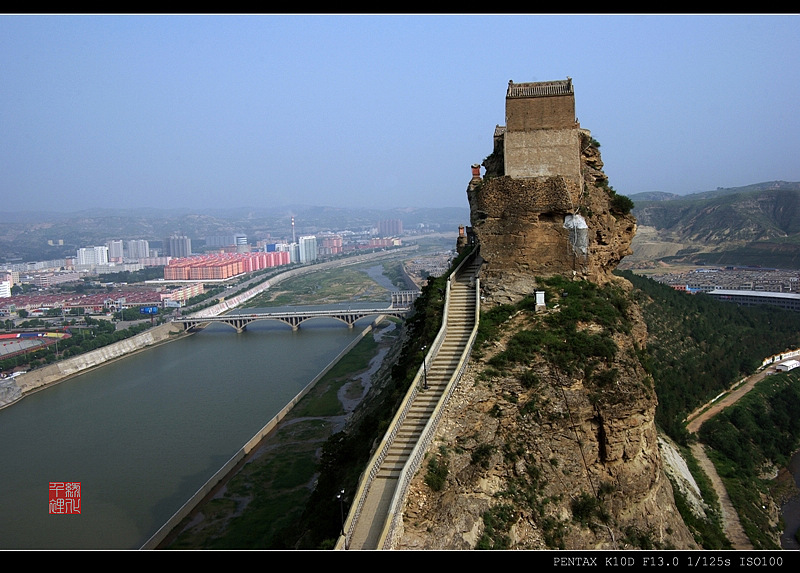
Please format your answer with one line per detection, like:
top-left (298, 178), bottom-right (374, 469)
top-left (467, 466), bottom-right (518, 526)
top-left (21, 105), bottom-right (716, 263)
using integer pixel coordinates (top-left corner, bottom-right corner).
top-left (624, 181), bottom-right (800, 270)
top-left (393, 132), bottom-right (700, 549)
top-left (468, 132), bottom-right (637, 305)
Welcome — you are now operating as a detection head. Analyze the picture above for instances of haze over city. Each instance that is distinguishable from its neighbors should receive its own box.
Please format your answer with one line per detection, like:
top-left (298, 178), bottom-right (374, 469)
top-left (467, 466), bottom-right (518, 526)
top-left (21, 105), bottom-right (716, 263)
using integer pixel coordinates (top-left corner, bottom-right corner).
top-left (2, 13), bottom-right (799, 213)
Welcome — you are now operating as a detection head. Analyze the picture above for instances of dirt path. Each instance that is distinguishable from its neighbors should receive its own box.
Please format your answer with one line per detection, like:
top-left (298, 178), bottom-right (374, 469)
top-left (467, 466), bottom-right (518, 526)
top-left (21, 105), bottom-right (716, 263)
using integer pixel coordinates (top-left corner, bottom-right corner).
top-left (685, 369), bottom-right (769, 434)
top-left (689, 443), bottom-right (753, 549)
top-left (684, 367), bottom-right (775, 550)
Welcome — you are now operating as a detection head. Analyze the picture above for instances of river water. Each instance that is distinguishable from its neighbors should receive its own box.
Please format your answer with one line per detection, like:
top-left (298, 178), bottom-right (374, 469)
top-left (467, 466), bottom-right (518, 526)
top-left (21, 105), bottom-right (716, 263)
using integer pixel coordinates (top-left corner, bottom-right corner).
top-left (780, 449), bottom-right (800, 550)
top-left (0, 305), bottom-right (388, 549)
top-left (17, 259), bottom-right (797, 550)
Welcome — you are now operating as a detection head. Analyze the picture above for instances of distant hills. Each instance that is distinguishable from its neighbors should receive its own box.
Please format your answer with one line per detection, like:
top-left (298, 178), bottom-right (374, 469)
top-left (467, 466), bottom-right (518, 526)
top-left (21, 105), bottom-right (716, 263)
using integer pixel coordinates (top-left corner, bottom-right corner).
top-left (0, 205), bottom-right (470, 264)
top-left (9, 181), bottom-right (800, 271)
top-left (625, 181), bottom-right (800, 269)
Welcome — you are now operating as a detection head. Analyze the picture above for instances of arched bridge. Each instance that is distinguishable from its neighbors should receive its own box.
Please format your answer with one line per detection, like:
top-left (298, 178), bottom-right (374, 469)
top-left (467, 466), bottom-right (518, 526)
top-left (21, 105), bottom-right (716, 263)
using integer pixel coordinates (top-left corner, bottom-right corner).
top-left (173, 291), bottom-right (420, 333)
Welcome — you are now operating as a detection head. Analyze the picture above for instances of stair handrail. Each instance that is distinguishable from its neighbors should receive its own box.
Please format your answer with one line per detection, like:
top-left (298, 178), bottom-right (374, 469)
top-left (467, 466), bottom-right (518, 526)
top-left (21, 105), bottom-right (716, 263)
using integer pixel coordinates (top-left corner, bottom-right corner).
top-left (377, 257), bottom-right (481, 548)
top-left (336, 249), bottom-right (475, 549)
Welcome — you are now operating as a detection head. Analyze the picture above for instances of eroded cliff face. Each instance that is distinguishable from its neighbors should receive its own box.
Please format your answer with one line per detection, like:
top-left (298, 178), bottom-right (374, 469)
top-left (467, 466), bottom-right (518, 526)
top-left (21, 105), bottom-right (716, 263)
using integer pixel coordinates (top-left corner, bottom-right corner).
top-left (468, 132), bottom-right (636, 306)
top-left (393, 132), bottom-right (699, 550)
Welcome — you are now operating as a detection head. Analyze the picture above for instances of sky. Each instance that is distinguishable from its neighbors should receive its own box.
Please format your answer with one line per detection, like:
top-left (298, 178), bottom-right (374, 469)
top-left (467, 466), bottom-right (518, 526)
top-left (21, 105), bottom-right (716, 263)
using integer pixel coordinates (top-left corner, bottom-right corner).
top-left (1, 14), bottom-right (799, 212)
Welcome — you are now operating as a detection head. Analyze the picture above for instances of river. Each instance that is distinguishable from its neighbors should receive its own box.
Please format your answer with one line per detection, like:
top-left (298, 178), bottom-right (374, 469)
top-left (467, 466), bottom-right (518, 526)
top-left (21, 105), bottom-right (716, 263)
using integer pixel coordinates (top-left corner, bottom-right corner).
top-left (0, 305), bottom-right (386, 549)
top-left (780, 449), bottom-right (800, 550)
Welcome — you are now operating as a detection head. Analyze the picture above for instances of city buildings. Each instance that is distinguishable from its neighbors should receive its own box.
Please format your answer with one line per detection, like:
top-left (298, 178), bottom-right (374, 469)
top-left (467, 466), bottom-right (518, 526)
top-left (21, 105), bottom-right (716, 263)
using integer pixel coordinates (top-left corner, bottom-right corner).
top-left (126, 239), bottom-right (150, 260)
top-left (165, 236), bottom-right (192, 258)
top-left (106, 240), bottom-right (124, 262)
top-left (318, 234), bottom-right (343, 256)
top-left (648, 267), bottom-right (800, 294)
top-left (298, 236), bottom-right (318, 264)
top-left (32, 272), bottom-right (81, 288)
top-left (163, 251), bottom-right (290, 281)
top-left (205, 233), bottom-right (247, 249)
top-left (378, 219), bottom-right (403, 237)
top-left (645, 267), bottom-right (800, 311)
top-left (76, 246), bottom-right (109, 267)
top-left (159, 283), bottom-right (204, 304)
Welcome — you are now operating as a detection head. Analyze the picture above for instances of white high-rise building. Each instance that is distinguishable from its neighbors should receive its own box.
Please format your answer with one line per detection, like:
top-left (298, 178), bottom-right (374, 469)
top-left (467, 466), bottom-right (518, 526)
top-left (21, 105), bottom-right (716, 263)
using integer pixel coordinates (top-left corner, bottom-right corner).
top-left (298, 236), bottom-right (317, 264)
top-left (166, 236), bottom-right (192, 258)
top-left (126, 239), bottom-right (150, 259)
top-left (106, 240), bottom-right (124, 261)
top-left (76, 246), bottom-right (109, 267)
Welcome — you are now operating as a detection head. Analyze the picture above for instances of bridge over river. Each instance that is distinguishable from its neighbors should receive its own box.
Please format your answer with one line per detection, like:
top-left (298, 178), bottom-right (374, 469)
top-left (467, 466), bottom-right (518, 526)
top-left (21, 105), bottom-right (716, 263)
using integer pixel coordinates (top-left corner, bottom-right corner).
top-left (167, 251), bottom-right (482, 551)
top-left (173, 290), bottom-right (420, 332)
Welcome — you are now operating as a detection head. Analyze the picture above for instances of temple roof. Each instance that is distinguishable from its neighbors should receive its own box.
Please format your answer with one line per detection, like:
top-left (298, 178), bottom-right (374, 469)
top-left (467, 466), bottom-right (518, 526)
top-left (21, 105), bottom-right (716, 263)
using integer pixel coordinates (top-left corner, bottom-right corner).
top-left (506, 78), bottom-right (573, 98)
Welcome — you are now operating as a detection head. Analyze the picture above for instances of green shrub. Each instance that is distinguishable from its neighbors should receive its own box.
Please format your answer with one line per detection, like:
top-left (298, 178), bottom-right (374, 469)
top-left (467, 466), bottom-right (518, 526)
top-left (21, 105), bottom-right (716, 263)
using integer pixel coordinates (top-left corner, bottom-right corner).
top-left (610, 193), bottom-right (634, 215)
top-left (519, 370), bottom-right (540, 389)
top-left (570, 491), bottom-right (609, 530)
top-left (477, 504), bottom-right (515, 549)
top-left (471, 443), bottom-right (495, 469)
top-left (425, 455), bottom-right (449, 491)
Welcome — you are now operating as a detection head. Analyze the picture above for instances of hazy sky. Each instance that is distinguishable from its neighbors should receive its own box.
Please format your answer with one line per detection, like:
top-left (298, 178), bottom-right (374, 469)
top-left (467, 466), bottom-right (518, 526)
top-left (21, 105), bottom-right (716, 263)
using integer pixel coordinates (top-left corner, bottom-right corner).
top-left (2, 14), bottom-right (799, 212)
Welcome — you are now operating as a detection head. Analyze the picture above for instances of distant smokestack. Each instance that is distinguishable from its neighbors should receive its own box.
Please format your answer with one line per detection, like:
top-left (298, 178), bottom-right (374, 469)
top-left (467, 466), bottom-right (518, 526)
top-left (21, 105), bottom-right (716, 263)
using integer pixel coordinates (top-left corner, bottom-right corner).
top-left (292, 217), bottom-right (296, 244)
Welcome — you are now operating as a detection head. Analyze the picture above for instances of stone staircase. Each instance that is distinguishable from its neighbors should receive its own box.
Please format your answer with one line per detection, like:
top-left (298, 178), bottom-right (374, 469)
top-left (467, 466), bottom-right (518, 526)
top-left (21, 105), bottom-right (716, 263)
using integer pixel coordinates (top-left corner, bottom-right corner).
top-left (343, 255), bottom-right (481, 550)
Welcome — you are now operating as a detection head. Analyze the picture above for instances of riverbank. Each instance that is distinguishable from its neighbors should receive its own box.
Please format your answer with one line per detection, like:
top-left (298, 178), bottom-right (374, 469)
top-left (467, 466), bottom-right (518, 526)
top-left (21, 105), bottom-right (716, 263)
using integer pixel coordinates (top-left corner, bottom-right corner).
top-left (0, 248), bottom-right (429, 549)
top-left (0, 248), bottom-right (420, 412)
top-left (155, 318), bottom-right (400, 549)
top-left (0, 321), bottom-right (188, 410)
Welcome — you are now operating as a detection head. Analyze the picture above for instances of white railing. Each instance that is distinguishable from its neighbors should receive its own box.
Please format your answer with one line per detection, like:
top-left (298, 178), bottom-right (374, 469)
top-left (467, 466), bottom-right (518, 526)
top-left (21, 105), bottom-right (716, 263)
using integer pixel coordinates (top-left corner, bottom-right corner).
top-left (337, 250), bottom-right (479, 550)
top-left (378, 269), bottom-right (480, 549)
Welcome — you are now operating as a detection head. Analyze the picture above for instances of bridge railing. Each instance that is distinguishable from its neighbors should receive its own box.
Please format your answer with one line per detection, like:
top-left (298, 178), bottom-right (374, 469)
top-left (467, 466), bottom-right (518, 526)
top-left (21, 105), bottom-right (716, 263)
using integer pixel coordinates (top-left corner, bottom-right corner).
top-left (337, 248), bottom-right (478, 550)
top-left (173, 307), bottom-right (411, 332)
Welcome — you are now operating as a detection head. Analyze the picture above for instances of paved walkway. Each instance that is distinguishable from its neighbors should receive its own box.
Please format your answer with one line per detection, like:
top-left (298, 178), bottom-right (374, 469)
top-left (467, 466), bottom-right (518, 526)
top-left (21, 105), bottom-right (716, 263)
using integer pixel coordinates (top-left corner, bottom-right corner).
top-left (343, 257), bottom-right (481, 550)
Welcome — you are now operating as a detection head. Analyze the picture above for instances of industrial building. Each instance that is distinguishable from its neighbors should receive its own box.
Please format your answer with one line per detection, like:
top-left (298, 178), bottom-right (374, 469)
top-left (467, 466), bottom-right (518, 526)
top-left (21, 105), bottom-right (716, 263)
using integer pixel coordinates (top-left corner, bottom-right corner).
top-left (707, 289), bottom-right (800, 312)
top-left (776, 359), bottom-right (800, 372)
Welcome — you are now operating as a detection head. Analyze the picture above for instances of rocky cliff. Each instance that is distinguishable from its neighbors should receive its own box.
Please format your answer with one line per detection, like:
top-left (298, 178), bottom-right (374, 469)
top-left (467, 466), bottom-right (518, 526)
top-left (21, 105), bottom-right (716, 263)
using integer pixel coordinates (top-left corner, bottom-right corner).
top-left (468, 131), bottom-right (637, 305)
top-left (393, 131), bottom-right (700, 549)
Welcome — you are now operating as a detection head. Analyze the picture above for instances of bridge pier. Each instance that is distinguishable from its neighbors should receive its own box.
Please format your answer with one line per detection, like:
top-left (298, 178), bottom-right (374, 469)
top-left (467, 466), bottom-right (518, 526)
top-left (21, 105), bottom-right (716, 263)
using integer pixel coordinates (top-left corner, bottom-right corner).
top-left (173, 306), bottom-right (411, 332)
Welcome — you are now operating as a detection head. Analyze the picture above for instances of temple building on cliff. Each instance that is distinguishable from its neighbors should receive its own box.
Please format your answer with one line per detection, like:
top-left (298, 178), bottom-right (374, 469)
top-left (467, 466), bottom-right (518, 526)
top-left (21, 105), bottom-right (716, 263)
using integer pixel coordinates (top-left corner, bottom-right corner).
top-left (502, 78), bottom-right (582, 185)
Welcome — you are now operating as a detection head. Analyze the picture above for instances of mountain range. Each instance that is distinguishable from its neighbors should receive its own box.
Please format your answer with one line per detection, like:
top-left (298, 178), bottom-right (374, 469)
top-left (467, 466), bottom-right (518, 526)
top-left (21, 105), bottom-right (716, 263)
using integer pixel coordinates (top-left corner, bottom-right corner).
top-left (625, 181), bottom-right (800, 269)
top-left (7, 181), bottom-right (800, 271)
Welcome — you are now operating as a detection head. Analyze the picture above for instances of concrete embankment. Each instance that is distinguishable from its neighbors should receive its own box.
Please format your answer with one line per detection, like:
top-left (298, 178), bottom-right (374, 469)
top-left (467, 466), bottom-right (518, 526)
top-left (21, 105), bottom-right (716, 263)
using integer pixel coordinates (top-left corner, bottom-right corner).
top-left (0, 321), bottom-right (186, 410)
top-left (142, 318), bottom-right (382, 549)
